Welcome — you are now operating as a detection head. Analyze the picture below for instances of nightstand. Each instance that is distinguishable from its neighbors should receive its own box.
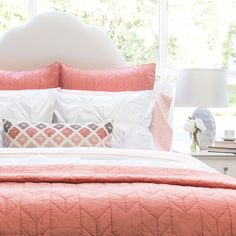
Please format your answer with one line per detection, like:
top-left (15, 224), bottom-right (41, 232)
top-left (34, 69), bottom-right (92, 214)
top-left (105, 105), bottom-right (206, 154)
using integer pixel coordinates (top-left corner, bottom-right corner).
top-left (192, 151), bottom-right (236, 178)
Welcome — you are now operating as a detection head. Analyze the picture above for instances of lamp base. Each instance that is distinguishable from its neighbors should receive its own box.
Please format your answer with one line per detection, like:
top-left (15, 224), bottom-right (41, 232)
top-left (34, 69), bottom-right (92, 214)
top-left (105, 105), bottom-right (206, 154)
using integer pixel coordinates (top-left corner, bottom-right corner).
top-left (192, 108), bottom-right (216, 150)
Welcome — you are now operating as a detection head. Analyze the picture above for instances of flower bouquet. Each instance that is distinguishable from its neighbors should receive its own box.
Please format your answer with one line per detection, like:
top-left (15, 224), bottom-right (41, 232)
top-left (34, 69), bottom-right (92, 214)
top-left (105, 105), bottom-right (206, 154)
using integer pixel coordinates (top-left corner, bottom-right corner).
top-left (184, 117), bottom-right (206, 152)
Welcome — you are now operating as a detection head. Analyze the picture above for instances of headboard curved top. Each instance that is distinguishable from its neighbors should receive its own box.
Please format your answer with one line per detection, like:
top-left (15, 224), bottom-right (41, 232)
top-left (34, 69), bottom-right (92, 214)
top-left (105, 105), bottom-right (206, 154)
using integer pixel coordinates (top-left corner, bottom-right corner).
top-left (0, 12), bottom-right (127, 71)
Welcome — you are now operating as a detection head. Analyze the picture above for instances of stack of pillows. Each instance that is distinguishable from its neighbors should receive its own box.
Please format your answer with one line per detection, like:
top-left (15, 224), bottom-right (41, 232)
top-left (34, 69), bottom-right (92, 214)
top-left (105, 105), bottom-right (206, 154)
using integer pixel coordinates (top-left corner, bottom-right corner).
top-left (0, 62), bottom-right (173, 150)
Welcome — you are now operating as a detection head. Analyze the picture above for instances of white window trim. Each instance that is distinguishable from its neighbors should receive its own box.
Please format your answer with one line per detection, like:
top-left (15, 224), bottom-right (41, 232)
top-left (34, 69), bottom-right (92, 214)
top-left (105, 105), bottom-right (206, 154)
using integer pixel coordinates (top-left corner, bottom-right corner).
top-left (28, 0), bottom-right (36, 19)
top-left (159, 0), bottom-right (168, 74)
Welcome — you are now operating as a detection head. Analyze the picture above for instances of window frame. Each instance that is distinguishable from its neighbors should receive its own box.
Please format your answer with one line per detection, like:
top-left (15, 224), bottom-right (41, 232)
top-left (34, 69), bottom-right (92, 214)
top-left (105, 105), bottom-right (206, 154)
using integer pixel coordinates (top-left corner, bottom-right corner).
top-left (25, 0), bottom-right (236, 77)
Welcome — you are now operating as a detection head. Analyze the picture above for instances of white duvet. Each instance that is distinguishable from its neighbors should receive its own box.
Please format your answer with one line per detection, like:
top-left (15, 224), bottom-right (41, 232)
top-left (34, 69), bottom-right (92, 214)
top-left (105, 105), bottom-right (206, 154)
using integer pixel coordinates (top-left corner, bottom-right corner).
top-left (0, 147), bottom-right (215, 173)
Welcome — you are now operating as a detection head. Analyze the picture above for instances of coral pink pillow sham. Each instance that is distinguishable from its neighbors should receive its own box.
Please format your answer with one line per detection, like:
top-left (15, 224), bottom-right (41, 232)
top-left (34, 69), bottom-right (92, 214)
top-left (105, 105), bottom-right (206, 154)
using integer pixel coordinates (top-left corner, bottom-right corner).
top-left (0, 63), bottom-right (60, 90)
top-left (60, 63), bottom-right (156, 91)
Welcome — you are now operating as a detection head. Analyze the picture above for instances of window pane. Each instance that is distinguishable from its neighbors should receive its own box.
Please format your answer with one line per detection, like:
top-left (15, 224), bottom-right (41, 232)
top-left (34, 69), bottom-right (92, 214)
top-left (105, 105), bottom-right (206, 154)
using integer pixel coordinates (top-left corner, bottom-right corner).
top-left (36, 0), bottom-right (159, 65)
top-left (228, 83), bottom-right (236, 108)
top-left (0, 0), bottom-right (28, 36)
top-left (168, 0), bottom-right (236, 70)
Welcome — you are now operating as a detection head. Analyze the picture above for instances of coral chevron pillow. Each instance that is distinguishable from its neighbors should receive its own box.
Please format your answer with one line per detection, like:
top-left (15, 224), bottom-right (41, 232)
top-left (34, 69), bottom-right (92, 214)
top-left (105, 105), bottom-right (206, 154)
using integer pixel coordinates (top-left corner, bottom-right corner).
top-left (3, 120), bottom-right (113, 148)
top-left (0, 63), bottom-right (60, 90)
top-left (60, 63), bottom-right (156, 91)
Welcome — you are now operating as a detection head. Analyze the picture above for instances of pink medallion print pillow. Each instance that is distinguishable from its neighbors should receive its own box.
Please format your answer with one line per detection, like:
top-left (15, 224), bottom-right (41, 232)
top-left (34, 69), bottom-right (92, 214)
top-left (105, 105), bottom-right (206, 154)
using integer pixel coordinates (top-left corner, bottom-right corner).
top-left (0, 63), bottom-right (60, 90)
top-left (60, 63), bottom-right (156, 91)
top-left (3, 120), bottom-right (113, 148)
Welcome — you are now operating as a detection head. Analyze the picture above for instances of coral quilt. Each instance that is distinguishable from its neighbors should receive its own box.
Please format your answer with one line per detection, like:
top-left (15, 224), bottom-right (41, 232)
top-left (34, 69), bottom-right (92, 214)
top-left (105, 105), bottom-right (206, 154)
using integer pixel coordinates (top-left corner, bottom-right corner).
top-left (0, 161), bottom-right (235, 236)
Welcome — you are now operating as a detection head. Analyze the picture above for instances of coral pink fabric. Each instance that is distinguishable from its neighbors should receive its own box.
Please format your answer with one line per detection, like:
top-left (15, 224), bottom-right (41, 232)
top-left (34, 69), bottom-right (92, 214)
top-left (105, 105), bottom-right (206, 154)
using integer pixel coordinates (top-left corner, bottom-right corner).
top-left (0, 163), bottom-right (235, 235)
top-left (0, 63), bottom-right (60, 90)
top-left (60, 63), bottom-right (156, 91)
top-left (151, 92), bottom-right (173, 151)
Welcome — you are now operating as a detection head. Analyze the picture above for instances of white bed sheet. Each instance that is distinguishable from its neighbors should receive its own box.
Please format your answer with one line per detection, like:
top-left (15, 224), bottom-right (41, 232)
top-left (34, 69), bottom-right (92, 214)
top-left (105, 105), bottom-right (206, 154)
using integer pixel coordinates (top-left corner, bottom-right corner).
top-left (0, 147), bottom-right (215, 173)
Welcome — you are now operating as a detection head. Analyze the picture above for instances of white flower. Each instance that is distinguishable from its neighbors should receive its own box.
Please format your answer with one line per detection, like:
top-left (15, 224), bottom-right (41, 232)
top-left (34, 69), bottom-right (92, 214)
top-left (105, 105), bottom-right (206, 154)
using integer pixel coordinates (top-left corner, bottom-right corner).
top-left (183, 119), bottom-right (195, 133)
top-left (195, 118), bottom-right (206, 131)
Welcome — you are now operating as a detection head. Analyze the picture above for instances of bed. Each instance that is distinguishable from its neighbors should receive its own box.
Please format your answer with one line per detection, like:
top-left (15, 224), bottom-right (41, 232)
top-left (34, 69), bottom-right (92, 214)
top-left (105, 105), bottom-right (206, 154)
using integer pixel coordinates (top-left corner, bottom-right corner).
top-left (0, 12), bottom-right (235, 236)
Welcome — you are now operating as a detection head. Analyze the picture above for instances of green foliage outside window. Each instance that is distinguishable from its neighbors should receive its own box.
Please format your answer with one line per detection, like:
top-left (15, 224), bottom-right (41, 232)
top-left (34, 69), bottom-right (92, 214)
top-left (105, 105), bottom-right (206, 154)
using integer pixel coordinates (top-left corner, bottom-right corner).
top-left (0, 0), bottom-right (28, 35)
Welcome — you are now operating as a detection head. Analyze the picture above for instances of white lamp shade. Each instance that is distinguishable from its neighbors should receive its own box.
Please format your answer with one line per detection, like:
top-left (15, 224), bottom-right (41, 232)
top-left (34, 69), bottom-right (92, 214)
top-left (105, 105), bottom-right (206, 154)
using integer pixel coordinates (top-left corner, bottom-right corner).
top-left (174, 69), bottom-right (228, 107)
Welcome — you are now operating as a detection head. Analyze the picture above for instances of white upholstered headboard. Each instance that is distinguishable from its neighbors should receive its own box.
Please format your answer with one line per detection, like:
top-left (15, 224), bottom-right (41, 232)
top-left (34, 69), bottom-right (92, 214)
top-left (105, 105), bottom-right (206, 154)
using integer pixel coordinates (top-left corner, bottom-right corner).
top-left (0, 12), bottom-right (127, 71)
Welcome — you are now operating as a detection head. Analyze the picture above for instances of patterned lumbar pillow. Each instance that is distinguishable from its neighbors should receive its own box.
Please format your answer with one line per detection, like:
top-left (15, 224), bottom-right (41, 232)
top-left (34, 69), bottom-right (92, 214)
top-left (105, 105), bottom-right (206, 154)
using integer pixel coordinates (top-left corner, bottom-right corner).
top-left (2, 119), bottom-right (113, 148)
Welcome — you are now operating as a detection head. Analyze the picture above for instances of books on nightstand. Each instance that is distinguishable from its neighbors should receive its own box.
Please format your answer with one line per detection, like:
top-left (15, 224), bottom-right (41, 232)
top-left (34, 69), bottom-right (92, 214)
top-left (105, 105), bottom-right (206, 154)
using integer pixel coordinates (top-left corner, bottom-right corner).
top-left (208, 141), bottom-right (236, 154)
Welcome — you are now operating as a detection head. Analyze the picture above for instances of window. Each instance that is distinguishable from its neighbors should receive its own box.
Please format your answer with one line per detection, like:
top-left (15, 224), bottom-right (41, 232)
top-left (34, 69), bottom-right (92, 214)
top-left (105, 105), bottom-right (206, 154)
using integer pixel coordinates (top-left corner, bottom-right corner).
top-left (167, 0), bottom-right (236, 108)
top-left (0, 0), bottom-right (159, 66)
top-left (1, 1), bottom-right (235, 73)
top-left (36, 0), bottom-right (159, 66)
top-left (0, 0), bottom-right (28, 35)
top-left (168, 0), bottom-right (236, 70)
top-left (166, 0), bottom-right (236, 149)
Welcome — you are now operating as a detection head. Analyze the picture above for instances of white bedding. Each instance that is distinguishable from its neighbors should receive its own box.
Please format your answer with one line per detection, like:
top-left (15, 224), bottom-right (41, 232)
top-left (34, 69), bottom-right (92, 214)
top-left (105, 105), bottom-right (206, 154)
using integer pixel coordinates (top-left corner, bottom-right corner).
top-left (0, 147), bottom-right (215, 173)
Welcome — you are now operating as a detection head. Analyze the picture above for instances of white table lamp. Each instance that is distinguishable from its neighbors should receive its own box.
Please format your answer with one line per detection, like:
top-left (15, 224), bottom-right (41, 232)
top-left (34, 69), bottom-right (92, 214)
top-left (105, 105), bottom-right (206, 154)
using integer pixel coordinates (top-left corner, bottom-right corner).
top-left (175, 68), bottom-right (228, 149)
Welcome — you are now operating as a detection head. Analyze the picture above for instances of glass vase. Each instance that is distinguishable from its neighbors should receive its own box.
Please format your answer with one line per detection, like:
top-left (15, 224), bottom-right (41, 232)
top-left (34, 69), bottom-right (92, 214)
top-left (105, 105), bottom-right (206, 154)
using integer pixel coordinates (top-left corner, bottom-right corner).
top-left (190, 133), bottom-right (199, 153)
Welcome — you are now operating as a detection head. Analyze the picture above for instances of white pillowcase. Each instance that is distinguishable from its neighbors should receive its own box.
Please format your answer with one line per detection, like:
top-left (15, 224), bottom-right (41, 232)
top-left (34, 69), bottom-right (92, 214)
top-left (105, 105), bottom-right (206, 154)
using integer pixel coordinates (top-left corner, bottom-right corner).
top-left (0, 89), bottom-right (58, 147)
top-left (55, 90), bottom-right (156, 149)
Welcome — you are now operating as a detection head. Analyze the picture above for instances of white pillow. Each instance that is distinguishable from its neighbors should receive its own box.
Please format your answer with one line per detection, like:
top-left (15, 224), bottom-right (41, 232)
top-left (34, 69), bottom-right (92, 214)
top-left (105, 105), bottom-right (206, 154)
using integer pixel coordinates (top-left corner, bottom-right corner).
top-left (0, 88), bottom-right (58, 147)
top-left (55, 90), bottom-right (156, 149)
